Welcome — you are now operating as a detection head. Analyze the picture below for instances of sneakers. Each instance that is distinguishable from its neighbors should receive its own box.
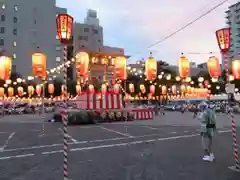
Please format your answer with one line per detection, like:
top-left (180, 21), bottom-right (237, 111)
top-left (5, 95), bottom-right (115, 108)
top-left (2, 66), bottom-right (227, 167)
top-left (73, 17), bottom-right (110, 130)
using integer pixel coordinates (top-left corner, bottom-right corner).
top-left (202, 153), bottom-right (215, 162)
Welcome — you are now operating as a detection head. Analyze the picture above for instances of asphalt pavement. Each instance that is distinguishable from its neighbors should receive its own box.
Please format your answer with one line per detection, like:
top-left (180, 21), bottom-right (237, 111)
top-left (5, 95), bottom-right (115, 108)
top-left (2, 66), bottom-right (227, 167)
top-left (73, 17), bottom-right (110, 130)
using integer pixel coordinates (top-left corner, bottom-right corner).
top-left (0, 112), bottom-right (239, 180)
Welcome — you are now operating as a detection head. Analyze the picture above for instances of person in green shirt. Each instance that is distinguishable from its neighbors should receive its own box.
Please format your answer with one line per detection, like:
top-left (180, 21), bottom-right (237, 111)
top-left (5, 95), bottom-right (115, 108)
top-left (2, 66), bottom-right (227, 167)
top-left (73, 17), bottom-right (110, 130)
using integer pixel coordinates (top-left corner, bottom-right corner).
top-left (198, 102), bottom-right (216, 162)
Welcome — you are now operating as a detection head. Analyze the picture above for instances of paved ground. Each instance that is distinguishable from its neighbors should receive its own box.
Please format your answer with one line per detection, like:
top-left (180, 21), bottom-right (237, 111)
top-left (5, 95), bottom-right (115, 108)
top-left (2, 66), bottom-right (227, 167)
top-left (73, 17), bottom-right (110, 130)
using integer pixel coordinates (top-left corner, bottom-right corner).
top-left (0, 112), bottom-right (239, 180)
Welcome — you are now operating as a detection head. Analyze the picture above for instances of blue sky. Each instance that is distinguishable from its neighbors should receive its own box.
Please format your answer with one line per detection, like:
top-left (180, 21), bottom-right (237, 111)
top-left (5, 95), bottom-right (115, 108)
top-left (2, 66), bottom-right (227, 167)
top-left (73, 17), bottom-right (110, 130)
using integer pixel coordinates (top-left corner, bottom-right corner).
top-left (56, 0), bottom-right (238, 65)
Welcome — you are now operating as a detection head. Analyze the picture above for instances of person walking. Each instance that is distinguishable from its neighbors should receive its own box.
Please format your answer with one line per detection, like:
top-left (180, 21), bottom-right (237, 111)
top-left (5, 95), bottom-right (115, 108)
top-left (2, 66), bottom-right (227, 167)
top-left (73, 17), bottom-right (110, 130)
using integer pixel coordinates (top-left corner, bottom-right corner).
top-left (198, 102), bottom-right (217, 162)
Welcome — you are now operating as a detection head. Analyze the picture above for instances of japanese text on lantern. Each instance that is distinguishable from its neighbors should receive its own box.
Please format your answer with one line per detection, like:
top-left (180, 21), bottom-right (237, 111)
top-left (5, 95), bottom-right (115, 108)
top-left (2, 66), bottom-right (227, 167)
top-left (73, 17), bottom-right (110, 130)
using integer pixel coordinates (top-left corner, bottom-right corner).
top-left (178, 55), bottom-right (190, 78)
top-left (114, 57), bottom-right (127, 80)
top-left (216, 28), bottom-right (230, 52)
top-left (146, 57), bottom-right (157, 81)
top-left (207, 56), bottom-right (221, 78)
top-left (75, 52), bottom-right (89, 79)
top-left (32, 53), bottom-right (46, 80)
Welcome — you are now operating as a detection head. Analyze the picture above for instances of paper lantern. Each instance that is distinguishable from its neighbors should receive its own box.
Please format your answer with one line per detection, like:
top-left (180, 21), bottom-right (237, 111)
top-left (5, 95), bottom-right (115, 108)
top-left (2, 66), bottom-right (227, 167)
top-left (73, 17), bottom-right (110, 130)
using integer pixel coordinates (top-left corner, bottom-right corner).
top-left (32, 53), bottom-right (47, 80)
top-left (178, 55), bottom-right (190, 78)
top-left (36, 85), bottom-right (42, 96)
top-left (75, 52), bottom-right (89, 78)
top-left (140, 84), bottom-right (146, 93)
top-left (0, 87), bottom-right (4, 97)
top-left (101, 84), bottom-right (107, 94)
top-left (56, 14), bottom-right (73, 42)
top-left (180, 85), bottom-right (186, 93)
top-left (171, 85), bottom-right (177, 95)
top-left (89, 84), bottom-right (94, 93)
top-left (216, 28), bottom-right (231, 53)
top-left (115, 57), bottom-right (127, 80)
top-left (145, 57), bottom-right (157, 81)
top-left (113, 84), bottom-right (120, 94)
top-left (28, 86), bottom-right (34, 96)
top-left (161, 86), bottom-right (167, 95)
top-left (48, 84), bottom-right (54, 94)
top-left (207, 56), bottom-right (221, 78)
top-left (129, 83), bottom-right (134, 93)
top-left (17, 87), bottom-right (23, 97)
top-left (150, 85), bottom-right (155, 95)
top-left (61, 85), bottom-right (67, 95)
top-left (0, 56), bottom-right (11, 80)
top-left (232, 60), bottom-right (240, 79)
top-left (76, 85), bottom-right (81, 95)
top-left (8, 87), bottom-right (13, 97)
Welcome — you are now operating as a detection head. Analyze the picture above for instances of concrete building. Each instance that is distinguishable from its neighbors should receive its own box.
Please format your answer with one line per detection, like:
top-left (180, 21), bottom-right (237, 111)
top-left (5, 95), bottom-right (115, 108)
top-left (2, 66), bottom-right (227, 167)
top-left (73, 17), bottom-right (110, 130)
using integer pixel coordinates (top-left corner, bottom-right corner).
top-left (0, 0), bottom-right (65, 78)
top-left (197, 62), bottom-right (208, 69)
top-left (72, 9), bottom-right (126, 84)
top-left (226, 2), bottom-right (240, 60)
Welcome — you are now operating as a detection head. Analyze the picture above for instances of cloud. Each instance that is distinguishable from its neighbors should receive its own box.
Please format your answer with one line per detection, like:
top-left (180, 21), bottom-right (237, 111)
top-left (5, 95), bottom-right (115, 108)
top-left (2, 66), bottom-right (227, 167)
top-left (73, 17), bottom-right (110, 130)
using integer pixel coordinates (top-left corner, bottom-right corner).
top-left (56, 0), bottom-right (238, 64)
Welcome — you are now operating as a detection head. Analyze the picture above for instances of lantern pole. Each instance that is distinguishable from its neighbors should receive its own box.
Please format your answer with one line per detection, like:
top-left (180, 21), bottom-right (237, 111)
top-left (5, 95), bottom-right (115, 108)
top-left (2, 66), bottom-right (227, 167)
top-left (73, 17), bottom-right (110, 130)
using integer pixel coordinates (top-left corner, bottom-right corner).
top-left (40, 78), bottom-right (45, 136)
top-left (216, 28), bottom-right (239, 172)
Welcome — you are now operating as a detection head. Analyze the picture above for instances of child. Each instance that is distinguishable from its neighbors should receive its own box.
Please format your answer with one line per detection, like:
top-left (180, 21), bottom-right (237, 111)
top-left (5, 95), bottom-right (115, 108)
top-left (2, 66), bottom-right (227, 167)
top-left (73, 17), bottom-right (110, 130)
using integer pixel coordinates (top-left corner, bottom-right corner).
top-left (198, 102), bottom-right (216, 162)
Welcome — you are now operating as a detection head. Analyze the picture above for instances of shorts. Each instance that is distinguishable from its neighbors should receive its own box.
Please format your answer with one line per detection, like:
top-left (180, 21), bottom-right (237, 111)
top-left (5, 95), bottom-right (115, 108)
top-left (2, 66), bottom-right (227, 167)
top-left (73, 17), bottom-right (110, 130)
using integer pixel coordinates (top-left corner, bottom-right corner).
top-left (200, 128), bottom-right (214, 138)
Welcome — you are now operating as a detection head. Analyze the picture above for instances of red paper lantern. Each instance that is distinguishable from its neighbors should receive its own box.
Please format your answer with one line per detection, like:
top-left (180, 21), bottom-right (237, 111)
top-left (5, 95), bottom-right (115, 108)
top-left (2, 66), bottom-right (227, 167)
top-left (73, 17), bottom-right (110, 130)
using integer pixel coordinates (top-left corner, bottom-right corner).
top-left (101, 84), bottom-right (107, 94)
top-left (232, 60), bottom-right (240, 79)
top-left (178, 55), bottom-right (190, 78)
top-left (150, 85), bottom-right (155, 95)
top-left (56, 14), bottom-right (73, 42)
top-left (0, 56), bottom-right (11, 80)
top-left (140, 84), bottom-right (146, 93)
top-left (48, 84), bottom-right (54, 94)
top-left (207, 56), bottom-right (221, 78)
top-left (8, 87), bottom-right (13, 97)
top-left (32, 53), bottom-right (47, 80)
top-left (28, 86), bottom-right (34, 96)
top-left (204, 80), bottom-right (209, 88)
top-left (0, 87), bottom-right (4, 97)
top-left (76, 85), bottom-right (81, 95)
top-left (161, 86), bottom-right (167, 95)
top-left (75, 52), bottom-right (89, 78)
top-left (171, 85), bottom-right (177, 95)
top-left (36, 85), bottom-right (42, 96)
top-left (129, 83), bottom-right (134, 93)
top-left (115, 57), bottom-right (127, 80)
top-left (61, 85), bottom-right (67, 95)
top-left (145, 56), bottom-right (157, 81)
top-left (114, 84), bottom-right (120, 94)
top-left (17, 86), bottom-right (23, 97)
top-left (89, 84), bottom-right (94, 93)
top-left (216, 28), bottom-right (231, 53)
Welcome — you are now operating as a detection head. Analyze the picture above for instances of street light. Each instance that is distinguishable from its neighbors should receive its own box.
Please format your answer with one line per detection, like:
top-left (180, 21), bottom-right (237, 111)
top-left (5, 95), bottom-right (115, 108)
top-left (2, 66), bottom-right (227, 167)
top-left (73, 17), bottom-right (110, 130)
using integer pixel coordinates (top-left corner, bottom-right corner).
top-left (56, 13), bottom-right (73, 180)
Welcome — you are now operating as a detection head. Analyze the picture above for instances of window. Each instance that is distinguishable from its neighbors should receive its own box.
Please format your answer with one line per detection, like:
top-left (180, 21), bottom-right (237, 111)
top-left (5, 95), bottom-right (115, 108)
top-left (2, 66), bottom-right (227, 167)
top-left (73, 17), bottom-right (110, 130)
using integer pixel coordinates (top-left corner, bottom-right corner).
top-left (34, 19), bottom-right (36, 24)
top-left (13, 28), bottom-right (17, 35)
top-left (12, 53), bottom-right (16, 60)
top-left (1, 4), bottom-right (5, 10)
top-left (13, 41), bottom-right (16, 47)
top-left (0, 27), bottom-right (4, 33)
top-left (84, 36), bottom-right (88, 41)
top-left (0, 39), bottom-right (4, 45)
top-left (78, 36), bottom-right (83, 40)
top-left (1, 14), bottom-right (5, 22)
top-left (13, 17), bottom-right (18, 23)
top-left (33, 31), bottom-right (37, 37)
top-left (84, 28), bottom-right (89, 32)
top-left (93, 29), bottom-right (98, 34)
top-left (13, 5), bottom-right (18, 12)
top-left (56, 57), bottom-right (61, 62)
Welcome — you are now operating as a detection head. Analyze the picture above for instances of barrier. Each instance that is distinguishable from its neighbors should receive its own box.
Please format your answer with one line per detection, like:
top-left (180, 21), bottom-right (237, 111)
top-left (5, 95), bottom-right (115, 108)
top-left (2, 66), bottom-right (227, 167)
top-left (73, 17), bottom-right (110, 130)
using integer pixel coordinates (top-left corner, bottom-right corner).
top-left (132, 108), bottom-right (153, 120)
top-left (75, 92), bottom-right (123, 110)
